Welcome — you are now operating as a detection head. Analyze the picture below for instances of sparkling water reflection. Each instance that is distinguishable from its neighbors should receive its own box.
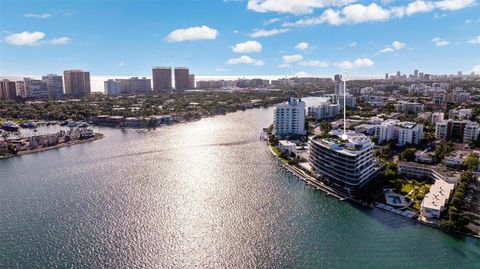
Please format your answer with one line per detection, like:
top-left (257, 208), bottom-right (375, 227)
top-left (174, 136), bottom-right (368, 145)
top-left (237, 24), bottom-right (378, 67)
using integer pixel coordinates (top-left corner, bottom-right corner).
top-left (1, 97), bottom-right (479, 268)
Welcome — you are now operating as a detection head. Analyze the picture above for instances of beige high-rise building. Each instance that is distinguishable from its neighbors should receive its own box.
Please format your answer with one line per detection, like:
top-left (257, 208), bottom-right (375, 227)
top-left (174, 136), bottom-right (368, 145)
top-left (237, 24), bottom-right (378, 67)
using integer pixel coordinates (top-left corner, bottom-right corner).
top-left (64, 70), bottom-right (91, 97)
top-left (152, 67), bottom-right (172, 91)
top-left (174, 67), bottom-right (189, 90)
top-left (0, 80), bottom-right (17, 100)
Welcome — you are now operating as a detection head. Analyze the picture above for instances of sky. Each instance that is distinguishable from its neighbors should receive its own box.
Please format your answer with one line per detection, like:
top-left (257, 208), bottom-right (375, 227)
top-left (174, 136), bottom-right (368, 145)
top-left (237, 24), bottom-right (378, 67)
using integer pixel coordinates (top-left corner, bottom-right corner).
top-left (1, 0), bottom-right (480, 86)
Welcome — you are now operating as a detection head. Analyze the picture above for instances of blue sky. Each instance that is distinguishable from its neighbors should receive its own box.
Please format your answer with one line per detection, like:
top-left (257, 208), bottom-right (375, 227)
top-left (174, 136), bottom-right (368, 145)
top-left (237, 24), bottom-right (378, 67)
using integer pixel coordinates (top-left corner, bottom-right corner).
top-left (1, 0), bottom-right (479, 79)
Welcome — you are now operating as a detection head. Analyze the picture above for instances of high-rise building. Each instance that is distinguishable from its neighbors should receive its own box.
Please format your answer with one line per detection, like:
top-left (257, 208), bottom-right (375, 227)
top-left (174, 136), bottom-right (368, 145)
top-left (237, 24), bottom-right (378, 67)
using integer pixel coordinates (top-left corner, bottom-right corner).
top-left (152, 67), bottom-right (172, 91)
top-left (307, 101), bottom-right (340, 120)
top-left (25, 78), bottom-right (48, 99)
top-left (42, 74), bottom-right (64, 97)
top-left (0, 80), bottom-right (17, 100)
top-left (189, 74), bottom-right (195, 89)
top-left (174, 67), bottom-right (189, 90)
top-left (104, 77), bottom-right (151, 95)
top-left (274, 97), bottom-right (306, 138)
top-left (64, 70), bottom-right (91, 97)
top-left (396, 122), bottom-right (423, 146)
top-left (309, 130), bottom-right (377, 194)
top-left (385, 73), bottom-right (389, 80)
top-left (15, 80), bottom-right (26, 98)
top-left (414, 69), bottom-right (419, 78)
top-left (334, 74), bottom-right (344, 95)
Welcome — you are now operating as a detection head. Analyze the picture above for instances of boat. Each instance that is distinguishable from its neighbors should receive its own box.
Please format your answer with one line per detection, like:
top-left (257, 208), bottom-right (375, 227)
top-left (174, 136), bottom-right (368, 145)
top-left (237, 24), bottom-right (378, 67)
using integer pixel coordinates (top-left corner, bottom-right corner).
top-left (20, 121), bottom-right (37, 128)
top-left (78, 122), bottom-right (89, 128)
top-left (1, 121), bottom-right (20, 132)
top-left (67, 121), bottom-right (79, 128)
top-left (60, 121), bottom-right (69, 126)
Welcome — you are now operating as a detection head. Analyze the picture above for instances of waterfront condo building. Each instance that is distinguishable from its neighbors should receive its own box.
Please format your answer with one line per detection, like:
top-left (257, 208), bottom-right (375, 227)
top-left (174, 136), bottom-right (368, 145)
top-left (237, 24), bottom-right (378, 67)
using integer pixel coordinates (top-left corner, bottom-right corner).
top-left (174, 67), bottom-right (190, 90)
top-left (152, 67), bottom-right (172, 91)
top-left (63, 70), bottom-right (91, 97)
top-left (274, 97), bottom-right (306, 138)
top-left (104, 77), bottom-right (151, 95)
top-left (307, 101), bottom-right (340, 120)
top-left (42, 74), bottom-right (64, 97)
top-left (309, 131), bottom-right (378, 194)
top-left (25, 78), bottom-right (48, 99)
top-left (0, 80), bottom-right (17, 100)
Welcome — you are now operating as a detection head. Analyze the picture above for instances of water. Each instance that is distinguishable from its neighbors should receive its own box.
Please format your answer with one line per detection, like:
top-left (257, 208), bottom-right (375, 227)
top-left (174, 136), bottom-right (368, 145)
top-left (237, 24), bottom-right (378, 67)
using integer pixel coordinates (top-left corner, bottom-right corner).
top-left (1, 97), bottom-right (479, 268)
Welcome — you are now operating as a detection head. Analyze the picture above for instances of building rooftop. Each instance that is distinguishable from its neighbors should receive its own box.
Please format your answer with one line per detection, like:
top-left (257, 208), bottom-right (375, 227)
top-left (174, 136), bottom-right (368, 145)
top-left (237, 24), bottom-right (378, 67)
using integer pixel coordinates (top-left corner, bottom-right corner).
top-left (312, 130), bottom-right (373, 156)
top-left (421, 180), bottom-right (455, 211)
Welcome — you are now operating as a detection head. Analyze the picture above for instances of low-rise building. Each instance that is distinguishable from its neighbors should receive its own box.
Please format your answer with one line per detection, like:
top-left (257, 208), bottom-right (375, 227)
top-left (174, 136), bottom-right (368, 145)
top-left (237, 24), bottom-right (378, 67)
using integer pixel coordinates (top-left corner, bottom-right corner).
top-left (421, 180), bottom-right (455, 219)
top-left (278, 140), bottom-right (297, 156)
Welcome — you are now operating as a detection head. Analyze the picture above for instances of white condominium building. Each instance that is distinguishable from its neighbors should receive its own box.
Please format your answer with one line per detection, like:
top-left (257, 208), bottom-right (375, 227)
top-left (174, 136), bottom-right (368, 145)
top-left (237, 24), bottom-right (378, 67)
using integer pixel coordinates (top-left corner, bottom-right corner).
top-left (448, 108), bottom-right (472, 120)
top-left (396, 122), bottom-right (423, 146)
top-left (463, 121), bottom-right (480, 144)
top-left (394, 101), bottom-right (424, 113)
top-left (307, 101), bottom-right (340, 120)
top-left (431, 112), bottom-right (444, 124)
top-left (274, 97), bottom-right (306, 138)
top-left (374, 119), bottom-right (398, 143)
top-left (309, 131), bottom-right (377, 194)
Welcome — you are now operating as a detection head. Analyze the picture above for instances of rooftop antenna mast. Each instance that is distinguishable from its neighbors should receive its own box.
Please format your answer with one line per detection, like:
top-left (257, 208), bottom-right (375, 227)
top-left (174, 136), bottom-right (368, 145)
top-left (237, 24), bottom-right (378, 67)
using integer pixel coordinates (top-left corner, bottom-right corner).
top-left (340, 71), bottom-right (350, 140)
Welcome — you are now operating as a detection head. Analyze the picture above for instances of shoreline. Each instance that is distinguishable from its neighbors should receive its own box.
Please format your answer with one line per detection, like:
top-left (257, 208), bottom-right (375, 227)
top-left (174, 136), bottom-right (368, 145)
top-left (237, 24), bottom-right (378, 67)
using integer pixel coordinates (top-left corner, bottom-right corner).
top-left (1, 133), bottom-right (104, 159)
top-left (266, 143), bottom-right (480, 240)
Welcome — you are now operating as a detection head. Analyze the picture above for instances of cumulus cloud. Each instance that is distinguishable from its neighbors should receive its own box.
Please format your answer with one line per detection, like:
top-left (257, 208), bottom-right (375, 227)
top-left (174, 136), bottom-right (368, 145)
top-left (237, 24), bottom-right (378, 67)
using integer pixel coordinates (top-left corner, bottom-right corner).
top-left (4, 31), bottom-right (71, 46)
top-left (378, 40), bottom-right (406, 53)
top-left (472, 64), bottom-right (480, 75)
top-left (249, 28), bottom-right (289, 37)
top-left (298, 60), bottom-right (329, 67)
top-left (467, 36), bottom-right (480, 44)
top-left (232, 40), bottom-right (262, 53)
top-left (349, 41), bottom-right (357, 47)
top-left (333, 58), bottom-right (374, 69)
top-left (282, 0), bottom-right (474, 27)
top-left (295, 42), bottom-right (309, 51)
top-left (432, 37), bottom-right (449, 46)
top-left (226, 55), bottom-right (265, 65)
top-left (282, 54), bottom-right (304, 64)
top-left (247, 0), bottom-right (357, 15)
top-left (23, 13), bottom-right (51, 19)
top-left (48, 37), bottom-right (71, 45)
top-left (165, 26), bottom-right (218, 42)
top-left (264, 17), bottom-right (282, 25)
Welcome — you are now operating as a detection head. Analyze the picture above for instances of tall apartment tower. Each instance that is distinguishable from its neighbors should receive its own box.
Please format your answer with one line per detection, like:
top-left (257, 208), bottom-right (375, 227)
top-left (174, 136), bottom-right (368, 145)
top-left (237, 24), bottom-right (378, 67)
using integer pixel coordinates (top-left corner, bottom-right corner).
top-left (0, 80), bottom-right (17, 100)
top-left (42, 74), bottom-right (64, 97)
top-left (189, 74), bottom-right (195, 89)
top-left (273, 97), bottom-right (306, 138)
top-left (333, 74), bottom-right (344, 96)
top-left (152, 67), bottom-right (172, 91)
top-left (174, 67), bottom-right (190, 90)
top-left (63, 70), bottom-right (91, 97)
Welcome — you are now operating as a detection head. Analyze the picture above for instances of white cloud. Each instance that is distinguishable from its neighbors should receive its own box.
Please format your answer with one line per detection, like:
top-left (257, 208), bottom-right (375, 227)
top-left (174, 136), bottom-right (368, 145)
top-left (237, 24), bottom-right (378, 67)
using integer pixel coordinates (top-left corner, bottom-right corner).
top-left (247, 0), bottom-right (357, 15)
top-left (295, 42), bottom-right (309, 51)
top-left (5, 31), bottom-right (45, 45)
top-left (282, 0), bottom-right (474, 27)
top-left (349, 41), bottom-right (357, 47)
top-left (249, 28), bottom-right (289, 37)
top-left (278, 63), bottom-right (291, 68)
top-left (467, 36), bottom-right (480, 44)
top-left (282, 54), bottom-right (303, 63)
top-left (48, 37), bottom-right (71, 45)
top-left (435, 0), bottom-right (475, 10)
top-left (232, 40), bottom-right (262, 53)
top-left (215, 68), bottom-right (230, 72)
top-left (298, 60), bottom-right (329, 67)
top-left (264, 17), bottom-right (281, 25)
top-left (226, 55), bottom-right (265, 65)
top-left (472, 64), bottom-right (480, 75)
top-left (295, 71), bottom-right (313, 77)
top-left (23, 13), bottom-right (51, 19)
top-left (165, 26), bottom-right (218, 42)
top-left (334, 58), bottom-right (374, 69)
top-left (378, 40), bottom-right (406, 53)
top-left (4, 31), bottom-right (72, 46)
top-left (432, 37), bottom-right (450, 47)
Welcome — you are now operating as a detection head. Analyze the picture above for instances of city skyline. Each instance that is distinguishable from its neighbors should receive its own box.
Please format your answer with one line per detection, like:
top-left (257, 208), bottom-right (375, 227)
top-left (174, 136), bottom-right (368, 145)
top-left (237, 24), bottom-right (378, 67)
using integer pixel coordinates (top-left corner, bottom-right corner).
top-left (1, 0), bottom-right (479, 78)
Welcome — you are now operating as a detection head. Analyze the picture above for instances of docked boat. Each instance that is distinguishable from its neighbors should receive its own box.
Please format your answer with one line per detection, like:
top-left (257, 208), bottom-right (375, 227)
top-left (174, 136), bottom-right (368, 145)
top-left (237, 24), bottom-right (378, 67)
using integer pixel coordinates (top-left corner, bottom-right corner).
top-left (60, 121), bottom-right (69, 126)
top-left (20, 121), bottom-right (37, 128)
top-left (67, 121), bottom-right (79, 128)
top-left (78, 122), bottom-right (89, 128)
top-left (1, 121), bottom-right (20, 132)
